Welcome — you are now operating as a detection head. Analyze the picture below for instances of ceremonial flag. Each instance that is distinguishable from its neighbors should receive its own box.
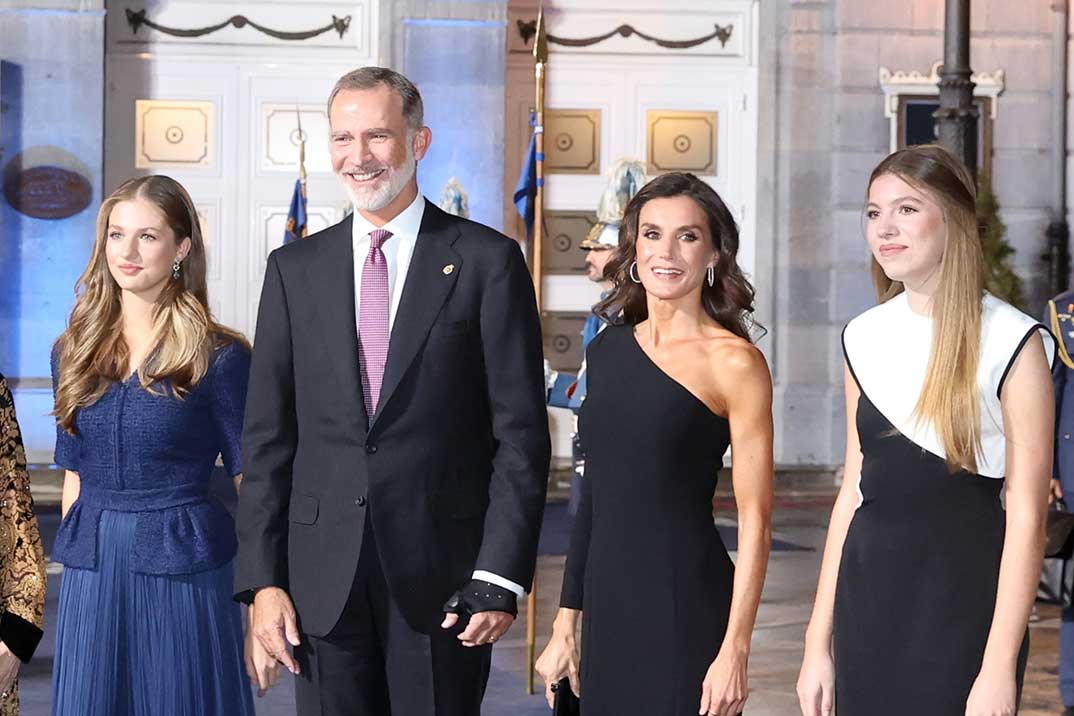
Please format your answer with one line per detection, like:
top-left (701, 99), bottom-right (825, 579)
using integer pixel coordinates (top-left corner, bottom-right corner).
top-left (283, 177), bottom-right (307, 244)
top-left (284, 107), bottom-right (309, 244)
top-left (513, 111), bottom-right (539, 237)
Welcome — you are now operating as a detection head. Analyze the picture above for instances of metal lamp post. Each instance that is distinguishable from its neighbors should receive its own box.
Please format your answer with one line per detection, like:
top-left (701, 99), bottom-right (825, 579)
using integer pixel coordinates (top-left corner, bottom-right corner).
top-left (934, 0), bottom-right (979, 182)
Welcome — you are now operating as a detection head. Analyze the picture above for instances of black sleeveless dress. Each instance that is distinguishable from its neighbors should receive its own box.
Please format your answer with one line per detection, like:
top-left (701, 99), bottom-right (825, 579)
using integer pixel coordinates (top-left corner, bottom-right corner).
top-left (834, 292), bottom-right (1056, 714)
top-left (560, 323), bottom-right (735, 714)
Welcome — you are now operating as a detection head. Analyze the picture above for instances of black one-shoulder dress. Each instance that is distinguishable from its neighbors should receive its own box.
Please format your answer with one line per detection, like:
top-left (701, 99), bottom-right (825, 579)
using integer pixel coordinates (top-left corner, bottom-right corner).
top-left (560, 324), bottom-right (735, 714)
top-left (834, 292), bottom-right (1056, 714)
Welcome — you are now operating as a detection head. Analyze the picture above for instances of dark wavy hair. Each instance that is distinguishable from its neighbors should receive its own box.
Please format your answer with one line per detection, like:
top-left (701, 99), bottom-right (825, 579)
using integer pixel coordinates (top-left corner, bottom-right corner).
top-left (594, 172), bottom-right (759, 341)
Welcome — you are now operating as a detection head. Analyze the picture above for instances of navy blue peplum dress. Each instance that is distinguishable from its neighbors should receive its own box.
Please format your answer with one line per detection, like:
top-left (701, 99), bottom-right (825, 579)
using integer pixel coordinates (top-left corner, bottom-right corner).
top-left (49, 340), bottom-right (255, 716)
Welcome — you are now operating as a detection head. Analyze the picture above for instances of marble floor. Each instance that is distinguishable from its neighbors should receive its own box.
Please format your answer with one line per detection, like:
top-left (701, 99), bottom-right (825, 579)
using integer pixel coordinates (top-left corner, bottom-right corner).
top-left (16, 477), bottom-right (1072, 715)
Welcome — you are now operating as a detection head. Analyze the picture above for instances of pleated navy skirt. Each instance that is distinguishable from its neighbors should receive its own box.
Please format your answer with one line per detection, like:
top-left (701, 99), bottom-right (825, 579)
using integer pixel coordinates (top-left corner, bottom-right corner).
top-left (51, 510), bottom-right (254, 715)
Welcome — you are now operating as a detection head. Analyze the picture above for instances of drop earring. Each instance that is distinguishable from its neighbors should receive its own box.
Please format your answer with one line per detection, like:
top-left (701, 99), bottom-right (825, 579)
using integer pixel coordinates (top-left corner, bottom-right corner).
top-left (172, 257), bottom-right (182, 280)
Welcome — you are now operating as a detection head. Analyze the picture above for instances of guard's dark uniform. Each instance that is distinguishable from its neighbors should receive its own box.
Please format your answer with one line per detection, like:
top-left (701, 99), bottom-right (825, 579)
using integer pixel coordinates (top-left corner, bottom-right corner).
top-left (1048, 290), bottom-right (1074, 710)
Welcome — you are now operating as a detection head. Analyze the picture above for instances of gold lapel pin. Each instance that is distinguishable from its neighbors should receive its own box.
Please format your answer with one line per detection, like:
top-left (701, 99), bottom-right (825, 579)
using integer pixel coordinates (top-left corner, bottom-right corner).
top-left (443, 264), bottom-right (455, 275)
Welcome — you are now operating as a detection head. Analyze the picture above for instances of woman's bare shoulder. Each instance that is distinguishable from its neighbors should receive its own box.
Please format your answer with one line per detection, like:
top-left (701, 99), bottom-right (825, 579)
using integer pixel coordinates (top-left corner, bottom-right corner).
top-left (705, 332), bottom-right (767, 374)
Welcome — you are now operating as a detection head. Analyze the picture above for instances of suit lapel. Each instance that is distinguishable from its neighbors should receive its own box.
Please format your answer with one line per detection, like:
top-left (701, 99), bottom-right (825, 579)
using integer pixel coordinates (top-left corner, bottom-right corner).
top-left (372, 202), bottom-right (461, 427)
top-left (306, 215), bottom-right (368, 432)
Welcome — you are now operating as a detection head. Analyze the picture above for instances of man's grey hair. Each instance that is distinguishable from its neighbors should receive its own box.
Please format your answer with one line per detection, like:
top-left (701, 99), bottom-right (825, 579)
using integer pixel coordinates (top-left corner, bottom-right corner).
top-left (327, 67), bottom-right (424, 131)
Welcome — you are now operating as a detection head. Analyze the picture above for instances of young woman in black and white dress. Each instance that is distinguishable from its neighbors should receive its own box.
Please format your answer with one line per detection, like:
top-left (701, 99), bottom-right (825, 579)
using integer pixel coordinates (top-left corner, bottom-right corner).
top-left (797, 144), bottom-right (1056, 716)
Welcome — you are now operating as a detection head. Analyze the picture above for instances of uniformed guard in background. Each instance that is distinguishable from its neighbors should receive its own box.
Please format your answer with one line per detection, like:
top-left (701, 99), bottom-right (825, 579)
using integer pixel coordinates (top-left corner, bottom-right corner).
top-left (547, 158), bottom-right (646, 514)
top-left (1048, 289), bottom-right (1074, 716)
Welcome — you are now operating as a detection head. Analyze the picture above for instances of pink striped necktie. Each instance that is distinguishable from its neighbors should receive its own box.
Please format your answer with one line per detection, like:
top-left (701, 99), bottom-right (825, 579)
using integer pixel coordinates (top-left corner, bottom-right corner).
top-left (359, 229), bottom-right (393, 418)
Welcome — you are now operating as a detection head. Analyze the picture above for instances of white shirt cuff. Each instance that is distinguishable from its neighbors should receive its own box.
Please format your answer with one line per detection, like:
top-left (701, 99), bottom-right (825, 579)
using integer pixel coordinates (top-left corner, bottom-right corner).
top-left (472, 570), bottom-right (525, 597)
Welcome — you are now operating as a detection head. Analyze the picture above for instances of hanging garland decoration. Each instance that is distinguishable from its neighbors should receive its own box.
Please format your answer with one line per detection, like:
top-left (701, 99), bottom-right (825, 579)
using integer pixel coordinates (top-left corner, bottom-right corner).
top-left (125, 9), bottom-right (351, 41)
top-left (516, 19), bottom-right (733, 50)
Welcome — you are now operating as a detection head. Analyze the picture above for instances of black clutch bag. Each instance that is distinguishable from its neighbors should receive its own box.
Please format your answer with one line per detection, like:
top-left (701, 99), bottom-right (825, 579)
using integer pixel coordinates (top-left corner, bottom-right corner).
top-left (552, 677), bottom-right (580, 716)
top-left (1047, 499), bottom-right (1074, 559)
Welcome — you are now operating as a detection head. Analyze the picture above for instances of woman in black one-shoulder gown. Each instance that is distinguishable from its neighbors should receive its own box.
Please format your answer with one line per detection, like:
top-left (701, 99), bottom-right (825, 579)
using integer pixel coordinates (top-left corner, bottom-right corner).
top-left (536, 172), bottom-right (774, 716)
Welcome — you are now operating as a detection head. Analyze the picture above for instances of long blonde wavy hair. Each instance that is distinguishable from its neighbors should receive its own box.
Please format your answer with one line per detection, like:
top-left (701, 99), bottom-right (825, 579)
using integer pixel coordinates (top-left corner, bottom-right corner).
top-left (868, 145), bottom-right (985, 473)
top-left (54, 175), bottom-right (247, 433)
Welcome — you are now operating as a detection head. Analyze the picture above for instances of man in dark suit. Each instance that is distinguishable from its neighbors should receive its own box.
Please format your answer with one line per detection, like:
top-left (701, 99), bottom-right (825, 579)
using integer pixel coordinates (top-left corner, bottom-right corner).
top-left (235, 66), bottom-right (551, 716)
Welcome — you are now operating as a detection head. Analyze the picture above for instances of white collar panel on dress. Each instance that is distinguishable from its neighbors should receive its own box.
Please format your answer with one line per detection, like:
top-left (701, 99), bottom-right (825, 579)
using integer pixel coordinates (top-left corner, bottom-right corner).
top-left (843, 291), bottom-right (1056, 478)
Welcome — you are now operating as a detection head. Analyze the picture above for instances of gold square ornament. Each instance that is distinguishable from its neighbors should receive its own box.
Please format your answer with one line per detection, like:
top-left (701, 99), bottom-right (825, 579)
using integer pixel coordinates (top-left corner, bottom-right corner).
top-left (646, 110), bottom-right (718, 176)
top-left (543, 211), bottom-right (597, 275)
top-left (541, 311), bottom-right (590, 372)
top-left (545, 110), bottom-right (601, 174)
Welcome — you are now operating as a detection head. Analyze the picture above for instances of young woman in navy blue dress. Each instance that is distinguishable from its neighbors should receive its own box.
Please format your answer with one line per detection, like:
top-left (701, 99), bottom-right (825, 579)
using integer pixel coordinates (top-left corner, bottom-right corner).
top-left (797, 145), bottom-right (1056, 716)
top-left (49, 176), bottom-right (272, 714)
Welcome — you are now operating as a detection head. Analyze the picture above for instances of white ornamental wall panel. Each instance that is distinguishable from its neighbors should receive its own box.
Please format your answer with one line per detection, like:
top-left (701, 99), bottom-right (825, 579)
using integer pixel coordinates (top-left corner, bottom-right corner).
top-left (541, 9), bottom-right (746, 59)
top-left (633, 64), bottom-right (757, 278)
top-left (106, 57), bottom-right (240, 330)
top-left (532, 52), bottom-right (758, 314)
top-left (511, 0), bottom-right (753, 60)
top-left (107, 1), bottom-right (376, 56)
top-left (107, 57), bottom-right (235, 185)
top-left (193, 200), bottom-right (220, 281)
top-left (135, 99), bottom-right (216, 169)
top-left (249, 202), bottom-right (340, 331)
top-left (260, 103), bottom-right (333, 175)
top-left (542, 64), bottom-right (624, 211)
top-left (191, 194), bottom-right (244, 333)
top-left (105, 1), bottom-right (378, 347)
top-left (257, 203), bottom-right (339, 265)
top-left (538, 63), bottom-right (621, 315)
top-left (242, 68), bottom-right (354, 335)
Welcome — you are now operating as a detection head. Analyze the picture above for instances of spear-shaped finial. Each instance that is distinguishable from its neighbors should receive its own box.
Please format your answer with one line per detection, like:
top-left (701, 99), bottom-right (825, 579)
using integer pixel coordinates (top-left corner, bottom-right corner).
top-left (534, 3), bottom-right (548, 65)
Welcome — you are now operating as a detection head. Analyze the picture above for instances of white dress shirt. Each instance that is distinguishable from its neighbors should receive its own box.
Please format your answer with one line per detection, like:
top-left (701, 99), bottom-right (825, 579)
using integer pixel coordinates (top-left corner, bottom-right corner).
top-left (351, 192), bottom-right (425, 334)
top-left (351, 195), bottom-right (526, 599)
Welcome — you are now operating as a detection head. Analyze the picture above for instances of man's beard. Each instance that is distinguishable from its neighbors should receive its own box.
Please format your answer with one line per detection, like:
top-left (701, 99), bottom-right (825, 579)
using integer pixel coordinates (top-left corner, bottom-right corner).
top-left (586, 255), bottom-right (610, 283)
top-left (338, 145), bottom-right (417, 212)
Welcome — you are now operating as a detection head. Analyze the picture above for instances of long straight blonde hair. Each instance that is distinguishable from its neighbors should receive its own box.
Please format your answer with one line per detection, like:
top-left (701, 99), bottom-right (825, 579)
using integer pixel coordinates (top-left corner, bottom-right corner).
top-left (868, 145), bottom-right (985, 473)
top-left (54, 175), bottom-right (247, 433)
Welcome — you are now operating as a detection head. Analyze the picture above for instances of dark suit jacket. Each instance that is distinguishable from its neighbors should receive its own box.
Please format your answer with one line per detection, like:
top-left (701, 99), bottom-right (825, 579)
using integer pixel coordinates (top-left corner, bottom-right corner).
top-left (1048, 291), bottom-right (1074, 489)
top-left (235, 201), bottom-right (551, 636)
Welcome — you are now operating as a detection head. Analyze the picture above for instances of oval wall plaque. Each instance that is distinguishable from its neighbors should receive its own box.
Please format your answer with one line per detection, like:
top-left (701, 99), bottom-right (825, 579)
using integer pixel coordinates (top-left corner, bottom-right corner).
top-left (3, 165), bottom-right (93, 220)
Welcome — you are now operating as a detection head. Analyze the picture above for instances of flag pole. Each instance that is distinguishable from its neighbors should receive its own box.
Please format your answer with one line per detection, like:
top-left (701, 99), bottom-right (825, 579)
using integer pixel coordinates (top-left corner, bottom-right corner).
top-left (526, 3), bottom-right (547, 697)
top-left (296, 105), bottom-right (308, 202)
top-left (531, 4), bottom-right (548, 308)
top-left (296, 106), bottom-right (309, 239)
